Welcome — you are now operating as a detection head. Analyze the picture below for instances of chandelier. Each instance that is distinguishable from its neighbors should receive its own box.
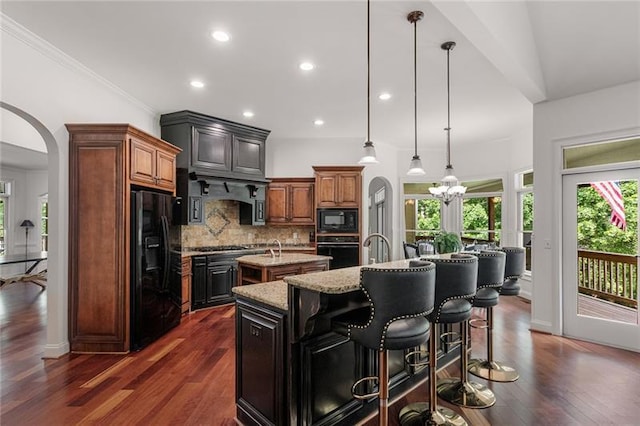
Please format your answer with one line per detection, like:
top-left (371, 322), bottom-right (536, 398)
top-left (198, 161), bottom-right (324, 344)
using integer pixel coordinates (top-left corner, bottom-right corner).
top-left (429, 41), bottom-right (466, 204)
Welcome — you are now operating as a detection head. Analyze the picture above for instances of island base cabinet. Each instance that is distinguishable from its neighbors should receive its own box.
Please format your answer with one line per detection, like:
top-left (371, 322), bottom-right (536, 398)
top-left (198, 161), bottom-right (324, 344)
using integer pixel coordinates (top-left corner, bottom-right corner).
top-left (236, 300), bottom-right (287, 426)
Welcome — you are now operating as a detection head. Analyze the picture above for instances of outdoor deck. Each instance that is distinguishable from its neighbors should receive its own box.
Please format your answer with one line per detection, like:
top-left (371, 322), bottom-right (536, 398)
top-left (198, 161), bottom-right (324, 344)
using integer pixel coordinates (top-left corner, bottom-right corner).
top-left (578, 293), bottom-right (638, 324)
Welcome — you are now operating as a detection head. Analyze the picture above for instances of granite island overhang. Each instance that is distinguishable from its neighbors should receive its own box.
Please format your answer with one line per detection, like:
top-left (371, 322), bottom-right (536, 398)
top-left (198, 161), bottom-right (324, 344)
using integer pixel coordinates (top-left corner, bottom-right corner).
top-left (233, 260), bottom-right (463, 426)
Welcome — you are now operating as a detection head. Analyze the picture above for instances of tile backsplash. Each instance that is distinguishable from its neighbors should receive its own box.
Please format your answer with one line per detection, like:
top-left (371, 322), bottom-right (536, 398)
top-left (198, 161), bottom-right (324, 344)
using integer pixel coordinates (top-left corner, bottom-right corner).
top-left (181, 199), bottom-right (314, 248)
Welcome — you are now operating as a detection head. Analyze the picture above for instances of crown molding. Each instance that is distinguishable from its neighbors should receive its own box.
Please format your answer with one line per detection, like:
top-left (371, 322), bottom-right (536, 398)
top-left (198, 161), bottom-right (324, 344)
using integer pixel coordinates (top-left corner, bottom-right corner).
top-left (0, 13), bottom-right (156, 116)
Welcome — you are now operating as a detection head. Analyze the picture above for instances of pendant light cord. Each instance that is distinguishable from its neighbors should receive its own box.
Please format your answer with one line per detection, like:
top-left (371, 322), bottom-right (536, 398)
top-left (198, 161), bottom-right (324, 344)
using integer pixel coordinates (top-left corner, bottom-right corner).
top-left (445, 44), bottom-right (452, 167)
top-left (367, 0), bottom-right (371, 143)
top-left (413, 16), bottom-right (418, 157)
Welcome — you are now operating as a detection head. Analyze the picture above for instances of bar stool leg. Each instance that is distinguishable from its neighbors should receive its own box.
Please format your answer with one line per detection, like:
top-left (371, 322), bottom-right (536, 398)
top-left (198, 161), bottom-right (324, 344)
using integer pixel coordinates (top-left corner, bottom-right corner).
top-left (398, 326), bottom-right (467, 426)
top-left (437, 320), bottom-right (496, 408)
top-left (379, 350), bottom-right (389, 426)
top-left (468, 306), bottom-right (519, 382)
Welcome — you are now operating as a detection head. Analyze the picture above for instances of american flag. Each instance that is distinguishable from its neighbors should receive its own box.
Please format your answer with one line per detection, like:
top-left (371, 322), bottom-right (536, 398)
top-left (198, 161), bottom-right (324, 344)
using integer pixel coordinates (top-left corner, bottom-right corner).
top-left (590, 181), bottom-right (626, 231)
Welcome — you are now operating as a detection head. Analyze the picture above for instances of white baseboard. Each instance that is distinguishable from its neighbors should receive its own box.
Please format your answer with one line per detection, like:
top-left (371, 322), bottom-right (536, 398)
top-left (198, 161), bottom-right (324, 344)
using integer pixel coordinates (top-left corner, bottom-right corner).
top-left (43, 342), bottom-right (70, 359)
top-left (530, 318), bottom-right (554, 334)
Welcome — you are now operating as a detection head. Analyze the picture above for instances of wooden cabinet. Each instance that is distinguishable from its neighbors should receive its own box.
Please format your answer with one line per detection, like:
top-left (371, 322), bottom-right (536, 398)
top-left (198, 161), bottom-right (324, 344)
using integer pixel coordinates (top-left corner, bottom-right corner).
top-left (181, 256), bottom-right (192, 314)
top-left (192, 255), bottom-right (238, 310)
top-left (266, 178), bottom-right (314, 225)
top-left (313, 166), bottom-right (363, 208)
top-left (236, 299), bottom-right (287, 426)
top-left (130, 136), bottom-right (177, 191)
top-left (160, 110), bottom-right (270, 182)
top-left (66, 124), bottom-right (180, 353)
top-left (238, 257), bottom-right (330, 286)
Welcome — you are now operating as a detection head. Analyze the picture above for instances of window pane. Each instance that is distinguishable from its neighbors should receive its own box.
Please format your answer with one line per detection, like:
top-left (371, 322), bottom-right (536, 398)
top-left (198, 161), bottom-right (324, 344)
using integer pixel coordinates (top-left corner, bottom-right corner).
top-left (563, 138), bottom-right (640, 169)
top-left (462, 196), bottom-right (501, 243)
top-left (460, 178), bottom-right (503, 194)
top-left (523, 172), bottom-right (534, 188)
top-left (522, 192), bottom-right (534, 231)
top-left (405, 198), bottom-right (440, 243)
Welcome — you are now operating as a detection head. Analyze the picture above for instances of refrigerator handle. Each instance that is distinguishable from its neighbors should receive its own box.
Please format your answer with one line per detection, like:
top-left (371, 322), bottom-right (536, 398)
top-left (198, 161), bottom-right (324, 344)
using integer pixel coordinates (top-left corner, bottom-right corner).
top-left (161, 215), bottom-right (170, 291)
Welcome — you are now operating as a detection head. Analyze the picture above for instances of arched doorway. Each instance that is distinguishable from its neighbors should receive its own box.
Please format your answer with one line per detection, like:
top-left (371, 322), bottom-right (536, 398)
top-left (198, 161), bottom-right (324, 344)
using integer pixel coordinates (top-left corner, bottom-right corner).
top-left (367, 176), bottom-right (393, 263)
top-left (0, 101), bottom-right (67, 357)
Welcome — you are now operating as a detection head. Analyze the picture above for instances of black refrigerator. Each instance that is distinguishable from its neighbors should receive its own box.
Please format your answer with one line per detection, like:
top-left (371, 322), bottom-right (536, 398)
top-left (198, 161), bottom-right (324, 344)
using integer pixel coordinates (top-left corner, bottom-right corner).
top-left (131, 190), bottom-right (182, 351)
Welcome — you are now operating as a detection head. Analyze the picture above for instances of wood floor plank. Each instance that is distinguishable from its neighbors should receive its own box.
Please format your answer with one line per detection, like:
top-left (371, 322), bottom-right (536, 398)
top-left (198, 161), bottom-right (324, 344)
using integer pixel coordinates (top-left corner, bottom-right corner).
top-left (2, 283), bottom-right (639, 425)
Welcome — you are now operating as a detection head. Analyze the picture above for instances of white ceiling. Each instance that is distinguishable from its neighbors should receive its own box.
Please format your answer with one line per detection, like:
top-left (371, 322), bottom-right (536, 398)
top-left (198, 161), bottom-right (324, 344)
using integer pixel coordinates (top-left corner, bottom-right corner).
top-left (1, 1), bottom-right (638, 167)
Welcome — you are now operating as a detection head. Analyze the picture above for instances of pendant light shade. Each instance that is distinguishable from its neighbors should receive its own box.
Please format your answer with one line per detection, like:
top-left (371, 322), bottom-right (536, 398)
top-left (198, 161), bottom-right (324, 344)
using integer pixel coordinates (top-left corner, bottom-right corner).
top-left (429, 41), bottom-right (467, 204)
top-left (406, 10), bottom-right (425, 176)
top-left (358, 0), bottom-right (379, 165)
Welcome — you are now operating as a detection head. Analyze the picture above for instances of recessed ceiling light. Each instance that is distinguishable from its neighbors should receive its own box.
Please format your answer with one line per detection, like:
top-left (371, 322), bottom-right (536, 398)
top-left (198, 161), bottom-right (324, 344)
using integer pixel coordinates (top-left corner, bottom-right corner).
top-left (243, 111), bottom-right (254, 118)
top-left (190, 80), bottom-right (205, 88)
top-left (379, 92), bottom-right (391, 100)
top-left (314, 119), bottom-right (324, 126)
top-left (211, 31), bottom-right (230, 42)
top-left (299, 62), bottom-right (314, 71)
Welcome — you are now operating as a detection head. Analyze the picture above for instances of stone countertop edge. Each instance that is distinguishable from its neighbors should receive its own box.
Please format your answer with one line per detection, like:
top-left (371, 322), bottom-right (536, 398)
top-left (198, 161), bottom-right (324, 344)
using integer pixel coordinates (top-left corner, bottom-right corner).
top-left (283, 259), bottom-right (415, 294)
top-left (233, 281), bottom-right (288, 311)
top-left (236, 253), bottom-right (332, 267)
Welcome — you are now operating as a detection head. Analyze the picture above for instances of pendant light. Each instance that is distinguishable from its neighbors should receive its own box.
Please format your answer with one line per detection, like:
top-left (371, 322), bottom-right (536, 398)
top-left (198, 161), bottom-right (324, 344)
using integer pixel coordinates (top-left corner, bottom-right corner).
top-left (429, 41), bottom-right (467, 204)
top-left (406, 10), bottom-right (425, 176)
top-left (358, 0), bottom-right (379, 165)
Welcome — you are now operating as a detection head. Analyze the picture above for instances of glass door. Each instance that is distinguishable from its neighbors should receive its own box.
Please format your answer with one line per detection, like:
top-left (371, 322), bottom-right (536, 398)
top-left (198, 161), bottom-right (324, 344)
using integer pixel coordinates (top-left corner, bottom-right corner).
top-left (562, 169), bottom-right (639, 351)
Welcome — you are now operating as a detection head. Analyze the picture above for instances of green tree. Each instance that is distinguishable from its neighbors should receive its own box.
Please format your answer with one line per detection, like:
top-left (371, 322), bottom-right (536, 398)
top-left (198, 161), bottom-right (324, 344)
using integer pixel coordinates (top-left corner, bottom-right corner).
top-left (577, 181), bottom-right (637, 255)
top-left (416, 199), bottom-right (440, 231)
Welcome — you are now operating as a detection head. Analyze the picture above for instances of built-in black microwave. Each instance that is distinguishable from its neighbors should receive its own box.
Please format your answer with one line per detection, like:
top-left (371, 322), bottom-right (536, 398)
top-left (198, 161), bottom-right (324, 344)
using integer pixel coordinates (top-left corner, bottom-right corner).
top-left (317, 208), bottom-right (358, 234)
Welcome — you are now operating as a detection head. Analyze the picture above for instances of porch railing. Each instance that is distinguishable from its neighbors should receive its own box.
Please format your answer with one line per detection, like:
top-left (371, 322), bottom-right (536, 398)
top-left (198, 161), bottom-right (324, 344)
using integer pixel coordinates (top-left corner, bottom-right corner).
top-left (578, 249), bottom-right (638, 308)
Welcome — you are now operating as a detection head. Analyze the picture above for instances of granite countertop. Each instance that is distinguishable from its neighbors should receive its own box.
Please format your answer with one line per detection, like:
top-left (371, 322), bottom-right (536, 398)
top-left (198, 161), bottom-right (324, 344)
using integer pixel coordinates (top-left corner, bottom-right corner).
top-left (233, 280), bottom-right (288, 311)
top-left (236, 253), bottom-right (332, 267)
top-left (283, 259), bottom-right (416, 294)
top-left (180, 246), bottom-right (315, 257)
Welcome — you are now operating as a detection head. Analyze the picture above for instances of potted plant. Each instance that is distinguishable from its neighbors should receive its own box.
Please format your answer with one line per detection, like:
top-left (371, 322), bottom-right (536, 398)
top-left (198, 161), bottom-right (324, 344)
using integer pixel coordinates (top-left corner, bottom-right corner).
top-left (433, 231), bottom-right (462, 254)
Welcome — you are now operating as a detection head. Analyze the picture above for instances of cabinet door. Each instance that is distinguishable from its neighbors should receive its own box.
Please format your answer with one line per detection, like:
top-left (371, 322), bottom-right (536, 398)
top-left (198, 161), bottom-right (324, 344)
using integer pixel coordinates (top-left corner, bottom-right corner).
top-left (266, 184), bottom-right (289, 224)
top-left (191, 257), bottom-right (208, 309)
top-left (130, 136), bottom-right (156, 186)
top-left (299, 261), bottom-right (329, 274)
top-left (315, 173), bottom-right (338, 207)
top-left (206, 262), bottom-right (236, 304)
top-left (337, 173), bottom-right (360, 207)
top-left (181, 257), bottom-right (192, 314)
top-left (233, 136), bottom-right (265, 176)
top-left (236, 301), bottom-right (286, 426)
top-left (290, 183), bottom-right (314, 224)
top-left (155, 149), bottom-right (176, 191)
top-left (191, 125), bottom-right (232, 172)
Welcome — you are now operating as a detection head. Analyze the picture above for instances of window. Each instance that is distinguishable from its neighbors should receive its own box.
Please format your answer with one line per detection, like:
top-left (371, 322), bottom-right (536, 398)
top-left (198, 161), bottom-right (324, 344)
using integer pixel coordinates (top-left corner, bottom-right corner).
top-left (517, 171), bottom-right (534, 272)
top-left (0, 197), bottom-right (5, 255)
top-left (40, 196), bottom-right (49, 252)
top-left (404, 182), bottom-right (441, 243)
top-left (461, 178), bottom-right (503, 245)
top-left (0, 181), bottom-right (10, 256)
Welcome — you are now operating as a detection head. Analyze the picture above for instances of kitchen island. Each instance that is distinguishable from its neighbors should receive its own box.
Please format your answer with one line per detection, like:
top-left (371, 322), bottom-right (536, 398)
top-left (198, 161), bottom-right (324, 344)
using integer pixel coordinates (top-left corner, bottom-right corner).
top-left (236, 253), bottom-right (331, 286)
top-left (233, 260), bottom-right (462, 426)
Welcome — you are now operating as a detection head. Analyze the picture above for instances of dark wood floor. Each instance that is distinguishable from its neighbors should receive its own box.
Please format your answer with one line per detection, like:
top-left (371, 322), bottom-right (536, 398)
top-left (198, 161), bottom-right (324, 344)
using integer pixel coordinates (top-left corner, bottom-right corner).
top-left (1, 282), bottom-right (639, 425)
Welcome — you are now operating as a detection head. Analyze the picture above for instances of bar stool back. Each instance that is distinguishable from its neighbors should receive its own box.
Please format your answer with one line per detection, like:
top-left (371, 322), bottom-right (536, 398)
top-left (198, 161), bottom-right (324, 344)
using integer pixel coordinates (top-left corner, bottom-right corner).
top-left (333, 264), bottom-right (436, 426)
top-left (399, 254), bottom-right (486, 425)
top-left (500, 247), bottom-right (526, 296)
top-left (467, 251), bottom-right (520, 382)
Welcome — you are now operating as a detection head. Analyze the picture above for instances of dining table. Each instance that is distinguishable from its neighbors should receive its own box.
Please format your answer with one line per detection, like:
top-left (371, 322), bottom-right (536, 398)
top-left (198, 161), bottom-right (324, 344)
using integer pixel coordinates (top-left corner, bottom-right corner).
top-left (0, 251), bottom-right (48, 289)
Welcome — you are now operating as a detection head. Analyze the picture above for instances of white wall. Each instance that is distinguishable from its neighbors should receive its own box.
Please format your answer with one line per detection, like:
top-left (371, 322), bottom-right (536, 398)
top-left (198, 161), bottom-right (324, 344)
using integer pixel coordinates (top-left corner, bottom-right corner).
top-left (1, 17), bottom-right (157, 357)
top-left (531, 80), bottom-right (640, 334)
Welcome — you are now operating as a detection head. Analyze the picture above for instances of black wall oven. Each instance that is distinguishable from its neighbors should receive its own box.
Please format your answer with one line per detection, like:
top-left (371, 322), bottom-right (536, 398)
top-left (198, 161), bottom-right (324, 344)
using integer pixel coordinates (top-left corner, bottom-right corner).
top-left (317, 208), bottom-right (358, 234)
top-left (316, 236), bottom-right (360, 269)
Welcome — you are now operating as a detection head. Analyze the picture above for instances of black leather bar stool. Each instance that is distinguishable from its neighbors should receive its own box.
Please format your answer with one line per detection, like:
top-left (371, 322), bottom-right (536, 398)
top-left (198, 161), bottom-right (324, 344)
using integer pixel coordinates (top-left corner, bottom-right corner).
top-left (435, 254), bottom-right (496, 409)
top-left (499, 247), bottom-right (526, 296)
top-left (466, 251), bottom-right (519, 382)
top-left (400, 254), bottom-right (489, 426)
top-left (333, 264), bottom-right (436, 426)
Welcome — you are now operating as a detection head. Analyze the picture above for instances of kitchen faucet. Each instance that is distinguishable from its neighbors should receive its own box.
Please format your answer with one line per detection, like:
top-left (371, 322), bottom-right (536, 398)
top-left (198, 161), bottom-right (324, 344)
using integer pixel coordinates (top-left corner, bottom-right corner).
top-left (269, 238), bottom-right (282, 258)
top-left (362, 233), bottom-right (391, 263)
